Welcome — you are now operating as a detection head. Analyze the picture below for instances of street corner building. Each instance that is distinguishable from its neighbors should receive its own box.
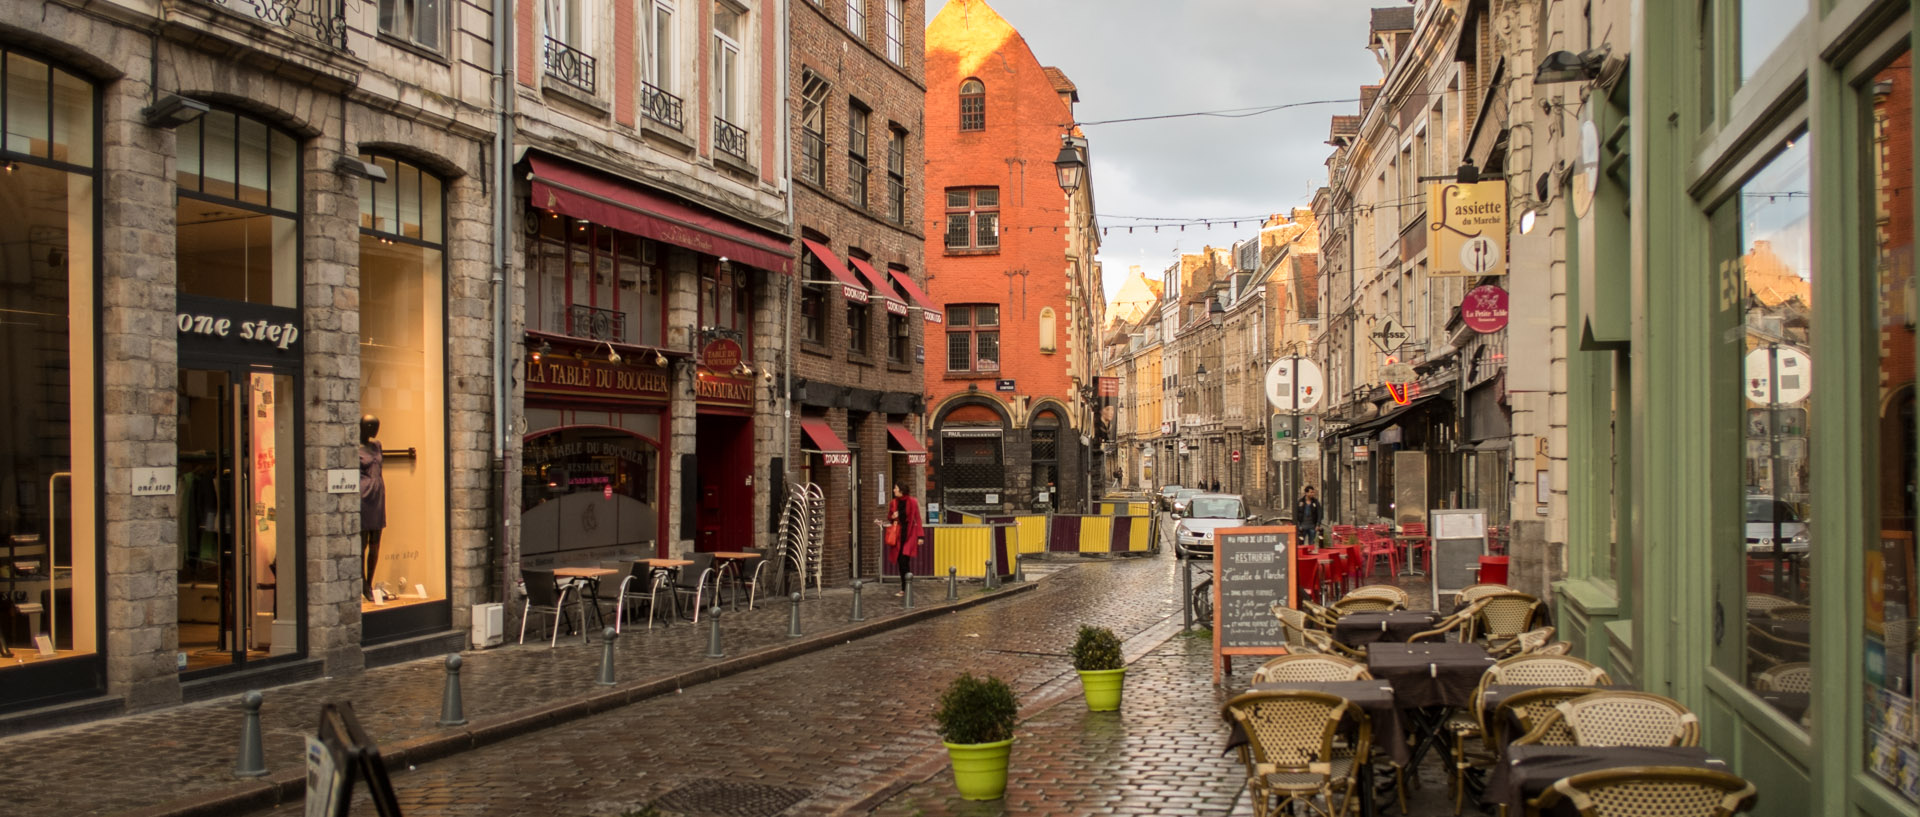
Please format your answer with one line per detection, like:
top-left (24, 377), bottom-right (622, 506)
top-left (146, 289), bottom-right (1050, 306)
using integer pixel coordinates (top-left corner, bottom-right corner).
top-left (920, 0), bottom-right (1105, 518)
top-left (0, 0), bottom-right (501, 717)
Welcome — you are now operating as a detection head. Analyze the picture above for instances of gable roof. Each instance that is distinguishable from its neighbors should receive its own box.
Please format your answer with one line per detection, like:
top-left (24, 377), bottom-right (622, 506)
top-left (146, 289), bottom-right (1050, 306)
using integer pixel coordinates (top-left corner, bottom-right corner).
top-left (1041, 66), bottom-right (1080, 101)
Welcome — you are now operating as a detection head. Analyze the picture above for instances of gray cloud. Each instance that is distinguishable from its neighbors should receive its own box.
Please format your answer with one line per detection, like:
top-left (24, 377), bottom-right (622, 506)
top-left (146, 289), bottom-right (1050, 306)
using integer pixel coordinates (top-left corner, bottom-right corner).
top-left (928, 1), bottom-right (1383, 301)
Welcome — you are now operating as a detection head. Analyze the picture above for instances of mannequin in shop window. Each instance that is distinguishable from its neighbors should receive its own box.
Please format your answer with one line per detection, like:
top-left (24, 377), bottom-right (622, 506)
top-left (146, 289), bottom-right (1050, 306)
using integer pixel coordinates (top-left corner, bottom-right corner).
top-left (361, 415), bottom-right (387, 601)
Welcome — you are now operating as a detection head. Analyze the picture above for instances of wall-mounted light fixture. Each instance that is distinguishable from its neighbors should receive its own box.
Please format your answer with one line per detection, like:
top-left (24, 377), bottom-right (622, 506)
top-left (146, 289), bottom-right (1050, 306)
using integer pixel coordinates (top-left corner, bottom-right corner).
top-left (653, 350), bottom-right (668, 367)
top-left (601, 341), bottom-right (622, 363)
top-left (141, 94), bottom-right (209, 129)
top-left (531, 340), bottom-right (551, 364)
top-left (1535, 47), bottom-right (1609, 85)
top-left (334, 156), bottom-right (389, 182)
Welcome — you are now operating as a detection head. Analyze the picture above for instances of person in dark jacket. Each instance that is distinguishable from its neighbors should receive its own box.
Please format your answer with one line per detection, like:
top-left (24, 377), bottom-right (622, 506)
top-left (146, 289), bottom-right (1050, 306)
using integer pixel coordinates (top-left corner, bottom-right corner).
top-left (1295, 486), bottom-right (1323, 546)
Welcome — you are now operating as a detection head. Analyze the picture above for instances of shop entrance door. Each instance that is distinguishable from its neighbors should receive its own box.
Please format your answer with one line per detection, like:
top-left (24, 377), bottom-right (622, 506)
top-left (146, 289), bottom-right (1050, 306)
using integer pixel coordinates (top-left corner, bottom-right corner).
top-left (176, 366), bottom-right (298, 672)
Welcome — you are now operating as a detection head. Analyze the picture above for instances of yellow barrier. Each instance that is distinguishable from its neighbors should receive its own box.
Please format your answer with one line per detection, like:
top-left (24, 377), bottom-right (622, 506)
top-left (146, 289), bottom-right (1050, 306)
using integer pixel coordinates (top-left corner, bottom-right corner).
top-left (1011, 515), bottom-right (1049, 554)
top-left (1078, 516), bottom-right (1114, 553)
top-left (927, 525), bottom-right (996, 577)
top-left (1126, 516), bottom-right (1152, 551)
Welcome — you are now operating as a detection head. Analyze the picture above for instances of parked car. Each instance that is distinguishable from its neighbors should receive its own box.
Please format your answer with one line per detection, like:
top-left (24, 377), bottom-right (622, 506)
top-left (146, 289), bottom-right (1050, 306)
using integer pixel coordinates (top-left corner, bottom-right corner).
top-left (1175, 494), bottom-right (1248, 560)
top-left (1157, 484), bottom-right (1185, 511)
top-left (1169, 489), bottom-right (1203, 516)
top-left (1745, 496), bottom-right (1809, 553)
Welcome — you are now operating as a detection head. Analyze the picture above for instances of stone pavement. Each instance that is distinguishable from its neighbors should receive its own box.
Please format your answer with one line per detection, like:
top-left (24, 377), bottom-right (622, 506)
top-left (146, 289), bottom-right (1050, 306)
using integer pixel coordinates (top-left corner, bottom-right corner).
top-left (0, 563), bottom-right (1074, 817)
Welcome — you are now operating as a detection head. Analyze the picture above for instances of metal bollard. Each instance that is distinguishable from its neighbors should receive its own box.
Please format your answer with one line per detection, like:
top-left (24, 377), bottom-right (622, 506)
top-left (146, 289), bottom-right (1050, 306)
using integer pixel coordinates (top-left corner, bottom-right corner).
top-left (947, 566), bottom-right (958, 600)
top-left (985, 560), bottom-right (998, 591)
top-left (849, 579), bottom-right (866, 622)
top-left (596, 627), bottom-right (618, 686)
top-left (1181, 557), bottom-right (1193, 631)
top-left (437, 654), bottom-right (467, 726)
top-left (788, 592), bottom-right (803, 637)
top-left (233, 690), bottom-right (267, 778)
top-left (705, 605), bottom-right (724, 658)
top-left (1014, 551), bottom-right (1026, 583)
top-left (903, 573), bottom-right (914, 609)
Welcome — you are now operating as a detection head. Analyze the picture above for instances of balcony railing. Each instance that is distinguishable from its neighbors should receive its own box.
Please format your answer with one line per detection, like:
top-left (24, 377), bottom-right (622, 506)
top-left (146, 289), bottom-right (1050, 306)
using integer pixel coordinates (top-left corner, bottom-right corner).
top-left (640, 81), bottom-right (684, 130)
top-left (198, 0), bottom-right (349, 51)
top-left (569, 304), bottom-right (627, 342)
top-left (543, 37), bottom-right (597, 95)
top-left (714, 117), bottom-right (749, 161)
top-left (799, 130), bottom-right (826, 186)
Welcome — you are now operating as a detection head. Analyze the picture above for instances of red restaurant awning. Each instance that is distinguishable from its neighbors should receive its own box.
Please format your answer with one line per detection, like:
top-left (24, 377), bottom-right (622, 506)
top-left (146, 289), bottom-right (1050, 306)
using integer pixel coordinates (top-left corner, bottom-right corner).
top-left (799, 239), bottom-right (871, 303)
top-left (886, 423), bottom-right (928, 465)
top-left (848, 257), bottom-right (908, 315)
top-left (528, 154), bottom-right (795, 275)
top-left (887, 268), bottom-right (943, 323)
top-left (799, 418), bottom-right (851, 466)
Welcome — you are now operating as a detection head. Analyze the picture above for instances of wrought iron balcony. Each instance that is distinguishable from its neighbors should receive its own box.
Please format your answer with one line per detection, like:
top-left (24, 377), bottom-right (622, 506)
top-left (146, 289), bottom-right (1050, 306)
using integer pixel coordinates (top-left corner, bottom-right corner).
top-left (799, 130), bottom-right (826, 186)
top-left (640, 81), bottom-right (684, 130)
top-left (569, 304), bottom-right (627, 342)
top-left (714, 117), bottom-right (749, 161)
top-left (197, 0), bottom-right (350, 51)
top-left (543, 37), bottom-right (597, 95)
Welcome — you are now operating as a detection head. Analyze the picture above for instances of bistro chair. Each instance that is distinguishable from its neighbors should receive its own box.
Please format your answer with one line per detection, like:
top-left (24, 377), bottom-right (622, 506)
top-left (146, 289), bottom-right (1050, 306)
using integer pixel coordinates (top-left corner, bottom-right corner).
top-left (720, 552), bottom-right (768, 610)
top-left (1332, 595), bottom-right (1398, 615)
top-left (1251, 653), bottom-right (1373, 683)
top-left (1408, 598), bottom-right (1490, 643)
top-left (1222, 689), bottom-right (1372, 817)
top-left (613, 563), bottom-right (666, 633)
top-left (1745, 622), bottom-right (1809, 669)
top-left (1764, 604), bottom-right (1811, 622)
top-left (671, 552), bottom-right (716, 623)
top-left (1357, 529), bottom-right (1401, 578)
top-left (1347, 584), bottom-right (1413, 608)
top-left (1537, 690), bottom-right (1701, 748)
top-left (1399, 522), bottom-right (1431, 572)
top-left (1489, 654), bottom-right (1613, 687)
top-left (1300, 597), bottom-right (1342, 629)
top-left (1275, 603), bottom-right (1362, 659)
top-left (1455, 686), bottom-right (1603, 814)
top-left (1469, 591), bottom-right (1545, 646)
top-left (518, 568), bottom-right (574, 647)
top-left (1755, 662), bottom-right (1812, 693)
top-left (1457, 583), bottom-right (1515, 604)
top-left (1745, 593), bottom-right (1798, 615)
top-left (1528, 766), bottom-right (1757, 817)
top-left (1491, 625), bottom-right (1558, 658)
top-left (1536, 641), bottom-right (1574, 656)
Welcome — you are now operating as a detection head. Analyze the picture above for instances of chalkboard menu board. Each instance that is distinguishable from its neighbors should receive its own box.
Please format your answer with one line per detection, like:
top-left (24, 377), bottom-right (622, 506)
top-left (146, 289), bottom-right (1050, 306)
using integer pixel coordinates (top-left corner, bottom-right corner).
top-left (1211, 525), bottom-right (1296, 684)
top-left (1429, 509), bottom-right (1488, 608)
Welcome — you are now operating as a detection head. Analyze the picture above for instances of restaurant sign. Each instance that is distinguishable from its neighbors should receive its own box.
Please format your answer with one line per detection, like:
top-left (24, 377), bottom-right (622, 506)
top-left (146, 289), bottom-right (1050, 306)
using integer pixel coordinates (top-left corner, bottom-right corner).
top-left (526, 354), bottom-right (670, 401)
top-left (701, 338), bottom-right (743, 370)
top-left (695, 371), bottom-right (755, 408)
top-left (1462, 284), bottom-right (1510, 333)
top-left (1428, 180), bottom-right (1508, 278)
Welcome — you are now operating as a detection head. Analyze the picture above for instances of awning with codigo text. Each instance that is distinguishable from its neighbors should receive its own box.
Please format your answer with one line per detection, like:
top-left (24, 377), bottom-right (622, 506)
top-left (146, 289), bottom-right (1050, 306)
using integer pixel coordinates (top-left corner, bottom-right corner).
top-left (799, 418), bottom-right (851, 466)
top-left (527, 154), bottom-right (794, 275)
top-left (887, 268), bottom-right (943, 323)
top-left (886, 423), bottom-right (928, 464)
top-left (848, 257), bottom-right (908, 315)
top-left (800, 239), bottom-right (872, 303)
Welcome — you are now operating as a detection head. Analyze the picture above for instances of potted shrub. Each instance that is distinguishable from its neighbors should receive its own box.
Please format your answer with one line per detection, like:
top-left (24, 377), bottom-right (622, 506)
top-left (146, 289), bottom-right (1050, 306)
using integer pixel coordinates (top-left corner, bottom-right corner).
top-left (932, 672), bottom-right (1019, 800)
top-left (1069, 625), bottom-right (1127, 711)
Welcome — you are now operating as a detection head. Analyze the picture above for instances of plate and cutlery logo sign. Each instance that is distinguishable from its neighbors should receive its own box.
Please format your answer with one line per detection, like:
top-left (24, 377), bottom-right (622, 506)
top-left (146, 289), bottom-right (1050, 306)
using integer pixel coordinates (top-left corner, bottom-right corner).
top-left (1429, 180), bottom-right (1508, 278)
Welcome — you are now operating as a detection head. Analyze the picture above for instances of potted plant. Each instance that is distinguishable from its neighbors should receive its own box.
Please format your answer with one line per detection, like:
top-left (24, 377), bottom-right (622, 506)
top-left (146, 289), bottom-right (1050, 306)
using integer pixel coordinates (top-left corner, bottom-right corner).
top-left (932, 672), bottom-right (1019, 800)
top-left (1070, 625), bottom-right (1127, 711)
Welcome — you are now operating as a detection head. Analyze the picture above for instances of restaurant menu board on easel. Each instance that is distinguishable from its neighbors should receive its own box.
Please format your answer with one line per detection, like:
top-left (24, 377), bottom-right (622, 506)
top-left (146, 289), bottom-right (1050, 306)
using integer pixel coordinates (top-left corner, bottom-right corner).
top-left (1212, 526), bottom-right (1296, 684)
top-left (1430, 509), bottom-right (1489, 608)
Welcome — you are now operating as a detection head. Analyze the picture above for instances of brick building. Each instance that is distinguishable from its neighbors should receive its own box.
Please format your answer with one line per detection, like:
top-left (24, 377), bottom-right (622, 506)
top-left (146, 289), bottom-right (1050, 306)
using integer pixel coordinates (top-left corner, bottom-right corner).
top-left (922, 0), bottom-right (1103, 516)
top-left (785, 0), bottom-right (932, 582)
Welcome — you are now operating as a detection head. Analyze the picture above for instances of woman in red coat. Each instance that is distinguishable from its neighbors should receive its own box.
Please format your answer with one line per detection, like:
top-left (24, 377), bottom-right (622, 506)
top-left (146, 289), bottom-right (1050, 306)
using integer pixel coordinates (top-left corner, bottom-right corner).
top-left (881, 481), bottom-right (923, 596)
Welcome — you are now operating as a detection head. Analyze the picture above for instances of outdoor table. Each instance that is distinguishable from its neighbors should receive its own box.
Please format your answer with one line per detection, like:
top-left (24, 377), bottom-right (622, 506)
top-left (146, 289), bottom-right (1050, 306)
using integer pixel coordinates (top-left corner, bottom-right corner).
top-left (1333, 611), bottom-right (1442, 647)
top-left (1487, 745), bottom-right (1727, 817)
top-left (631, 558), bottom-right (693, 622)
top-left (1392, 533), bottom-right (1427, 577)
top-left (1368, 643), bottom-right (1498, 772)
top-left (554, 567), bottom-right (619, 639)
top-left (1766, 618), bottom-right (1811, 642)
top-left (1476, 683), bottom-right (1608, 752)
top-left (1223, 680), bottom-right (1403, 817)
top-left (1759, 689), bottom-right (1811, 721)
top-left (709, 552), bottom-right (760, 610)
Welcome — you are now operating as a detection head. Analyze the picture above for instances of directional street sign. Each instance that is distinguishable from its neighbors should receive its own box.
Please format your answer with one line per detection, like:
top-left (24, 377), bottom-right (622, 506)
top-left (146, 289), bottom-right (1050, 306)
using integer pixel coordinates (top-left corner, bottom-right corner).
top-left (1369, 319), bottom-right (1409, 353)
top-left (1264, 357), bottom-right (1325, 411)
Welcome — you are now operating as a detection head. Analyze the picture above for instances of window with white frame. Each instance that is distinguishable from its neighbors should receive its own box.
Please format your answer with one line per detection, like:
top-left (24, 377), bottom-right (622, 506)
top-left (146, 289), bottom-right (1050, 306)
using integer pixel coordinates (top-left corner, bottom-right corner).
top-left (711, 1), bottom-right (748, 159)
top-left (845, 0), bottom-right (865, 39)
top-left (543, 0), bottom-right (594, 93)
top-left (648, 0), bottom-right (676, 92)
top-left (944, 187), bottom-right (998, 251)
top-left (885, 0), bottom-right (904, 64)
top-left (378, 0), bottom-right (444, 51)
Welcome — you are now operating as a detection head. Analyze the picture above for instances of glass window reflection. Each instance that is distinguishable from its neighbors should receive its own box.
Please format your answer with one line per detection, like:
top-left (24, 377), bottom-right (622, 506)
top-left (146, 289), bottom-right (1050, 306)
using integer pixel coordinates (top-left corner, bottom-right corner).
top-left (1740, 0), bottom-right (1805, 86)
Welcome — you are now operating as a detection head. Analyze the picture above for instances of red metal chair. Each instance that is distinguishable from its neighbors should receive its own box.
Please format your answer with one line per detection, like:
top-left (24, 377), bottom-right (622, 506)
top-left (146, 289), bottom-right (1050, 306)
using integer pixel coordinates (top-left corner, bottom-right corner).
top-left (1330, 525), bottom-right (1360, 545)
top-left (1358, 529), bottom-right (1400, 578)
top-left (1476, 555), bottom-right (1510, 586)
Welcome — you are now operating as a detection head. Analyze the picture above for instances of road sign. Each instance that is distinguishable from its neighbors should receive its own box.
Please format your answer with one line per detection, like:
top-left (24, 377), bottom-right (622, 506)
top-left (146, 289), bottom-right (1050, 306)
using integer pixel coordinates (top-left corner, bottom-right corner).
top-left (1264, 357), bottom-right (1325, 411)
top-left (1743, 347), bottom-right (1812, 405)
top-left (1369, 319), bottom-right (1409, 353)
top-left (1272, 414), bottom-right (1295, 440)
top-left (1299, 443), bottom-right (1321, 460)
top-left (1231, 450), bottom-right (1242, 463)
top-left (1297, 415), bottom-right (1319, 439)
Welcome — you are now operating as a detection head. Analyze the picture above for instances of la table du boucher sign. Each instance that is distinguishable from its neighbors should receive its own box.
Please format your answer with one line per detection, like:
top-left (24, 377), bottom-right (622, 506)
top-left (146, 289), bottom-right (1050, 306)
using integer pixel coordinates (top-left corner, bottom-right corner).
top-left (1211, 525), bottom-right (1297, 684)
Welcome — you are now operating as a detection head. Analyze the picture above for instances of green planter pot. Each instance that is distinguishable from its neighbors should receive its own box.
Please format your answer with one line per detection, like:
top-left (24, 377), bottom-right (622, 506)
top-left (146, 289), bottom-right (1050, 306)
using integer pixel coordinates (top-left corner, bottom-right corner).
top-left (1077, 667), bottom-right (1127, 712)
top-left (943, 737), bottom-right (1015, 800)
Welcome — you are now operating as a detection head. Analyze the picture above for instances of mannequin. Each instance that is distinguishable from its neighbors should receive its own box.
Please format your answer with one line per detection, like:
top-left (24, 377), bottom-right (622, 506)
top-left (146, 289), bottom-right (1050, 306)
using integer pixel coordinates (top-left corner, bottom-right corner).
top-left (360, 414), bottom-right (387, 601)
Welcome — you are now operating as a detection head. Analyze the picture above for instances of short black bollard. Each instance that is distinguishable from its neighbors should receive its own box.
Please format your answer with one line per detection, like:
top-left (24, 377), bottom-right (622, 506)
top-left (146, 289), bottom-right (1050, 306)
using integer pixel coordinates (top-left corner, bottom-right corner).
top-left (437, 654), bottom-right (467, 726)
top-left (233, 690), bottom-right (267, 778)
top-left (903, 573), bottom-right (914, 609)
top-left (947, 566), bottom-right (959, 600)
top-left (788, 592), bottom-right (803, 637)
top-left (1014, 551), bottom-right (1026, 582)
top-left (985, 560), bottom-right (998, 591)
top-left (705, 605), bottom-right (724, 658)
top-left (849, 579), bottom-right (866, 622)
top-left (596, 627), bottom-right (618, 686)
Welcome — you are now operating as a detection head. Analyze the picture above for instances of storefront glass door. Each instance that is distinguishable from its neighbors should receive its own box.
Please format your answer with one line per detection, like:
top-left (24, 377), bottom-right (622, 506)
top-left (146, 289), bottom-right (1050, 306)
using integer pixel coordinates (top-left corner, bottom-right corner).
top-left (176, 366), bottom-right (297, 671)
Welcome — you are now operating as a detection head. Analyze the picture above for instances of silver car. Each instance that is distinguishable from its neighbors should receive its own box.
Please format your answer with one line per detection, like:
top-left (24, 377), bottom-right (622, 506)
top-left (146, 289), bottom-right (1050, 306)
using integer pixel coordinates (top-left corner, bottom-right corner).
top-left (1745, 496), bottom-right (1809, 554)
top-left (1175, 494), bottom-right (1247, 560)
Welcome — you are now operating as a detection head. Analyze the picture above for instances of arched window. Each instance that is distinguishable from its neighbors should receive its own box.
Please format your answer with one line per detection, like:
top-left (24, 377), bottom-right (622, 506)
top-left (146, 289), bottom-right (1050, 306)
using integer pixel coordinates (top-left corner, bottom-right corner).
top-left (959, 79), bottom-right (984, 131)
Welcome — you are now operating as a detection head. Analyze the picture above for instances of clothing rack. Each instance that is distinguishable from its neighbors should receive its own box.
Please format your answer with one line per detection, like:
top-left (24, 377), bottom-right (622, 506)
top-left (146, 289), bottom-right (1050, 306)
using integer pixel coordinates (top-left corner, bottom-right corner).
top-left (381, 447), bottom-right (416, 460)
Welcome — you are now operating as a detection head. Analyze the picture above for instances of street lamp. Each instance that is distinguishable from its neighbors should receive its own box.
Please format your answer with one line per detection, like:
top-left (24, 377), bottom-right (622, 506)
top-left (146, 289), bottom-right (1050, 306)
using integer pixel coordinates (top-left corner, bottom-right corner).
top-left (1053, 138), bottom-right (1085, 194)
top-left (1208, 299), bottom-right (1225, 327)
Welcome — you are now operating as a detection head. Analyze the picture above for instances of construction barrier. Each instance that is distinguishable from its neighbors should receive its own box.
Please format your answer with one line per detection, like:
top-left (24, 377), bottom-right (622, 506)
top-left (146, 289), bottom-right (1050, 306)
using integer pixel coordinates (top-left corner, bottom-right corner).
top-left (881, 524), bottom-right (1014, 580)
top-left (1093, 500), bottom-right (1154, 516)
top-left (1044, 514), bottom-right (1154, 554)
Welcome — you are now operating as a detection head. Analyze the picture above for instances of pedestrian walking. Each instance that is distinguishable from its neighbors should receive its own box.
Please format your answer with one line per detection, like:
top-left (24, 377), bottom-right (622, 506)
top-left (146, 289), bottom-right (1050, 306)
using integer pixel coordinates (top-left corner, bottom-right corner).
top-left (1295, 486), bottom-right (1323, 546)
top-left (879, 482), bottom-right (923, 596)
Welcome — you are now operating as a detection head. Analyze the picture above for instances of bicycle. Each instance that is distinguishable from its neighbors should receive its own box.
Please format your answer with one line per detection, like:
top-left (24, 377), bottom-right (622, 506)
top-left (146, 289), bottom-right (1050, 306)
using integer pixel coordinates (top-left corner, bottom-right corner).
top-left (1188, 557), bottom-right (1215, 627)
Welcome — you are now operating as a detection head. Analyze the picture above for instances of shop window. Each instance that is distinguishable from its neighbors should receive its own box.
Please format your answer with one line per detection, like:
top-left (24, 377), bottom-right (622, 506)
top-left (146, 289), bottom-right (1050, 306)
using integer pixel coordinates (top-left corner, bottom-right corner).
top-left (357, 155), bottom-right (448, 613)
top-left (944, 187), bottom-right (998, 251)
top-left (945, 304), bottom-right (999, 373)
top-left (1862, 50), bottom-right (1918, 804)
top-left (176, 109), bottom-right (300, 308)
top-left (521, 425), bottom-right (662, 564)
top-left (378, 0), bottom-right (443, 51)
top-left (529, 217), bottom-right (667, 347)
top-left (959, 78), bottom-right (985, 131)
top-left (1714, 131), bottom-right (1812, 721)
top-left (801, 248), bottom-right (830, 344)
top-left (0, 50), bottom-right (99, 685)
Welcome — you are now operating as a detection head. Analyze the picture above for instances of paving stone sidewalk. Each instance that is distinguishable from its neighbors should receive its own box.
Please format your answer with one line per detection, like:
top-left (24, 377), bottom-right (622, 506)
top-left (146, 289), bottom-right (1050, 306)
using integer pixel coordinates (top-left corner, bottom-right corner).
top-left (0, 563), bottom-right (1076, 817)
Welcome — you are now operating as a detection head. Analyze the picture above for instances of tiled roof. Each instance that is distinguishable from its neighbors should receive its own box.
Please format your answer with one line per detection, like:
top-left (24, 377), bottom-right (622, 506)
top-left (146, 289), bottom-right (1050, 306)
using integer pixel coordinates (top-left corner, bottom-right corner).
top-left (1041, 66), bottom-right (1080, 101)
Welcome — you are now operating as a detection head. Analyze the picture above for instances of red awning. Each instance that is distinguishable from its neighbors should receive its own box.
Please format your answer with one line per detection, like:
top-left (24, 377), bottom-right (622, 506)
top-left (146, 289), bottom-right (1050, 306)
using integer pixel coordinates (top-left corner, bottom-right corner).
top-left (888, 268), bottom-right (943, 323)
top-left (799, 239), bottom-right (870, 303)
top-left (848, 257), bottom-right (908, 316)
top-left (886, 423), bottom-right (928, 465)
top-left (527, 155), bottom-right (794, 275)
top-left (799, 418), bottom-right (851, 466)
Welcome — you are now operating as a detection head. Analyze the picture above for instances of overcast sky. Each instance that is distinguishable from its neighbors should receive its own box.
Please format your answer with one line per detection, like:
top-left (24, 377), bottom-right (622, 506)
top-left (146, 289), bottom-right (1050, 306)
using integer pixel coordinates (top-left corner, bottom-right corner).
top-left (928, 0), bottom-right (1384, 302)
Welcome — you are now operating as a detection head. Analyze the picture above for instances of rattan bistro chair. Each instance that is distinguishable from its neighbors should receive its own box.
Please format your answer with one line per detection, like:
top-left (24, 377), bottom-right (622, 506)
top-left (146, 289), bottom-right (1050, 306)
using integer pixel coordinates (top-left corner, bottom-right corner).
top-left (1252, 653), bottom-right (1374, 683)
top-left (1347, 584), bottom-right (1414, 608)
top-left (1470, 591), bottom-right (1545, 646)
top-left (1449, 685), bottom-right (1601, 814)
top-left (1529, 691), bottom-right (1700, 748)
top-left (1223, 689), bottom-right (1372, 817)
top-left (1458, 583), bottom-right (1516, 604)
top-left (1755, 662), bottom-right (1812, 693)
top-left (1409, 598), bottom-right (1490, 643)
top-left (1528, 766), bottom-right (1757, 817)
top-left (1275, 603), bottom-right (1365, 659)
top-left (1301, 597), bottom-right (1342, 629)
top-left (1489, 654), bottom-right (1613, 687)
top-left (1491, 625), bottom-right (1558, 658)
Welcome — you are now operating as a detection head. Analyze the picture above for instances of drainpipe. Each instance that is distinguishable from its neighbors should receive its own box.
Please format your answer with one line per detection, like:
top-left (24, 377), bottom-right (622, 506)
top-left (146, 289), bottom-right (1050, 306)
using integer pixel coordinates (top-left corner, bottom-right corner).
top-left (490, 0), bottom-right (517, 605)
top-left (781, 0), bottom-right (794, 485)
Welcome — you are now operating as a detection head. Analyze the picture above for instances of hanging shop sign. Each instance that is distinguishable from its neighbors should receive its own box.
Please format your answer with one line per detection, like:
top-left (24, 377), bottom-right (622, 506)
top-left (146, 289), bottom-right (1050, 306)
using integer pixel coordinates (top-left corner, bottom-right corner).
top-left (694, 371), bottom-right (755, 408)
top-left (526, 354), bottom-right (670, 401)
top-left (1462, 284), bottom-right (1510, 333)
top-left (1099, 376), bottom-right (1119, 397)
top-left (1428, 179), bottom-right (1508, 277)
top-left (701, 338), bottom-right (743, 370)
top-left (1369, 319), bottom-right (1410, 354)
top-left (1353, 444), bottom-right (1371, 462)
